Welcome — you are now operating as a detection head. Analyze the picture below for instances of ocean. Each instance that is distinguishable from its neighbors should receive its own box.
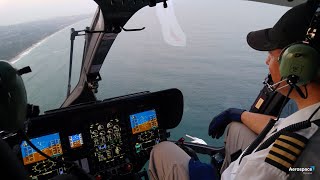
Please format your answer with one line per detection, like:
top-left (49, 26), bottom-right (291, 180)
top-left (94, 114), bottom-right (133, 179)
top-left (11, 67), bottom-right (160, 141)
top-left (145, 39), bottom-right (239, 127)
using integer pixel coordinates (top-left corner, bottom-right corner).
top-left (12, 0), bottom-right (290, 148)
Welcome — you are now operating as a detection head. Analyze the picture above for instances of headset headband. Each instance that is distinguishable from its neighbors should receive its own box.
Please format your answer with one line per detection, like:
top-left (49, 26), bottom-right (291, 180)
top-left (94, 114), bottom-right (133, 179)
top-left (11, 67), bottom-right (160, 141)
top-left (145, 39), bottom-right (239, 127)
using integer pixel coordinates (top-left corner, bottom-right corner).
top-left (305, 1), bottom-right (320, 45)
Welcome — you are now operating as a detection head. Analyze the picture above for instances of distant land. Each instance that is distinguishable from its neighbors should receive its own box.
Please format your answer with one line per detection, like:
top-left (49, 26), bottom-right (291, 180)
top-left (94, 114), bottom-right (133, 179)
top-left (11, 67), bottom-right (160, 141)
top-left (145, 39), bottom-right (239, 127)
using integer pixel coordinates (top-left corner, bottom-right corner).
top-left (0, 14), bottom-right (92, 61)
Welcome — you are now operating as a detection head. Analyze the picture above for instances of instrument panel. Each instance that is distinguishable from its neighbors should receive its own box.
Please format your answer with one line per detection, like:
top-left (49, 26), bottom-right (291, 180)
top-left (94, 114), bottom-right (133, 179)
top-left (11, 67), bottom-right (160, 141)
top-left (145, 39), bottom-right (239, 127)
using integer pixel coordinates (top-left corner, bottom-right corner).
top-left (8, 88), bottom-right (183, 180)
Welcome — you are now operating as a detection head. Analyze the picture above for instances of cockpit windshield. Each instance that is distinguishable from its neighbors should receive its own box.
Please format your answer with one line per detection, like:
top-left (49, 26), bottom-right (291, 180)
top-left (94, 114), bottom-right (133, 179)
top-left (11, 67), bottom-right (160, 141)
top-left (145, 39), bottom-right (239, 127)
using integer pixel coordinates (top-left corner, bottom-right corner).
top-left (1, 0), bottom-right (291, 146)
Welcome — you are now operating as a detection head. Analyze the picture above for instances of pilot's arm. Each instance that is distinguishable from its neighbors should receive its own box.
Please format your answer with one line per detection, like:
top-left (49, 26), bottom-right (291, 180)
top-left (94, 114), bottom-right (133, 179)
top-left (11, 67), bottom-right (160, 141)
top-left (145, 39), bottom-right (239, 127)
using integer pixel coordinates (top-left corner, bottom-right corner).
top-left (208, 108), bottom-right (275, 139)
top-left (241, 111), bottom-right (275, 134)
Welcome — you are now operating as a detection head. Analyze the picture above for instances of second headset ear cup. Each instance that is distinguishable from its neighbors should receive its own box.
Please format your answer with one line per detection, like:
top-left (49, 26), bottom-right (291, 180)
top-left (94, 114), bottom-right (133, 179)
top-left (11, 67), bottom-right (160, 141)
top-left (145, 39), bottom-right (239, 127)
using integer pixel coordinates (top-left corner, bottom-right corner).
top-left (278, 43), bottom-right (320, 86)
top-left (0, 61), bottom-right (28, 132)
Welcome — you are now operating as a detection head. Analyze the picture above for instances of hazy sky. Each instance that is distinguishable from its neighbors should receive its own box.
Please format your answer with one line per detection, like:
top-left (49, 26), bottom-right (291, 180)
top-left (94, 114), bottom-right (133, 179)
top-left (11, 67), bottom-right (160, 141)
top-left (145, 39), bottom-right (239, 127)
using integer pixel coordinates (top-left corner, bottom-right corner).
top-left (0, 0), bottom-right (98, 26)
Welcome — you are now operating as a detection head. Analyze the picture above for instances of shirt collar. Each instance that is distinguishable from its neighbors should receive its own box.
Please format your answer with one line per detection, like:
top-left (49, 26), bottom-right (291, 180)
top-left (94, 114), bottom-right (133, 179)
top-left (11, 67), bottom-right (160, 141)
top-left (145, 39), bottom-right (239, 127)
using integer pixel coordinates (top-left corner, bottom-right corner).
top-left (275, 102), bottom-right (320, 131)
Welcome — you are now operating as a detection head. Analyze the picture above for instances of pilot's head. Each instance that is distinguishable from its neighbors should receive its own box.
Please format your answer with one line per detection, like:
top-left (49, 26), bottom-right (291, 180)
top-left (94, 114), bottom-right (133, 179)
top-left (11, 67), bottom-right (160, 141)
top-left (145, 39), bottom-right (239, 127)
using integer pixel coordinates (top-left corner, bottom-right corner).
top-left (0, 60), bottom-right (27, 132)
top-left (246, 2), bottom-right (320, 101)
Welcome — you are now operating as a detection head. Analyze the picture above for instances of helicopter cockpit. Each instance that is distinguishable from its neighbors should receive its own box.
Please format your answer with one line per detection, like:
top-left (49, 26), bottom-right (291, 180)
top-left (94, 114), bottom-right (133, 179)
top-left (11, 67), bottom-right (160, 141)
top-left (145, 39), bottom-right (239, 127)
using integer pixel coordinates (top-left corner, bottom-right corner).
top-left (1, 0), bottom-right (311, 180)
top-left (1, 1), bottom-right (227, 179)
top-left (4, 88), bottom-right (183, 179)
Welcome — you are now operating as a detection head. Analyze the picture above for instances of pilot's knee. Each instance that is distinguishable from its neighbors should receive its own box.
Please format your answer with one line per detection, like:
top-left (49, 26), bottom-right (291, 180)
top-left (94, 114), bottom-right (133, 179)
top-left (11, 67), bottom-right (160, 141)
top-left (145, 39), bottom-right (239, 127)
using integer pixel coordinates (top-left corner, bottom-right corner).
top-left (225, 122), bottom-right (256, 149)
top-left (150, 141), bottom-right (190, 162)
top-left (224, 122), bottom-right (250, 144)
top-left (150, 141), bottom-right (174, 164)
top-left (149, 141), bottom-right (190, 179)
top-left (226, 122), bottom-right (243, 137)
top-left (151, 141), bottom-right (177, 156)
top-left (228, 121), bottom-right (243, 128)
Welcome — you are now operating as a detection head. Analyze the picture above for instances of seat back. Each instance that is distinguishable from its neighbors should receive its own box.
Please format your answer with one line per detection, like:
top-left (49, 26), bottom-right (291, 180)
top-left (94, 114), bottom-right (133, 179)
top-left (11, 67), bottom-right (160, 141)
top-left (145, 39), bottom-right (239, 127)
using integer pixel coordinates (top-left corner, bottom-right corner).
top-left (0, 139), bottom-right (27, 179)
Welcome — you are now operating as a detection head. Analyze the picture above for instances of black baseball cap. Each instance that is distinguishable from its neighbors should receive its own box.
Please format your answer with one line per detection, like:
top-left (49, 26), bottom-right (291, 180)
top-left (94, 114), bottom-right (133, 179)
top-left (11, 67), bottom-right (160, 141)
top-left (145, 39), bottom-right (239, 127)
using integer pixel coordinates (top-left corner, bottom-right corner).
top-left (247, 1), bottom-right (316, 51)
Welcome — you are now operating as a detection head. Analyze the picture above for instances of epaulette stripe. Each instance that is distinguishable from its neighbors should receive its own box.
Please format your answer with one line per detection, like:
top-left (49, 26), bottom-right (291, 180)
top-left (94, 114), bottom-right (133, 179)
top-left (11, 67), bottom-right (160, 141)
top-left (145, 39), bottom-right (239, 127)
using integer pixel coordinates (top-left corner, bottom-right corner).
top-left (275, 139), bottom-right (303, 154)
top-left (277, 137), bottom-right (304, 150)
top-left (265, 157), bottom-right (289, 173)
top-left (282, 132), bottom-right (308, 144)
top-left (266, 154), bottom-right (291, 168)
top-left (269, 147), bottom-right (296, 162)
top-left (266, 153), bottom-right (291, 170)
top-left (279, 135), bottom-right (306, 147)
top-left (273, 144), bottom-right (298, 156)
top-left (265, 132), bottom-right (309, 174)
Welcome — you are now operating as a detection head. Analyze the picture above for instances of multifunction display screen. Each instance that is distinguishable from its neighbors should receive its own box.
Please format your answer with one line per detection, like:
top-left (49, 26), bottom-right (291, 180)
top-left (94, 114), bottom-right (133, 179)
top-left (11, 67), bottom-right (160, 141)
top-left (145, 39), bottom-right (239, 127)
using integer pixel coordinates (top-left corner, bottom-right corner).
top-left (20, 133), bottom-right (63, 165)
top-left (68, 133), bottom-right (84, 149)
top-left (130, 109), bottom-right (158, 134)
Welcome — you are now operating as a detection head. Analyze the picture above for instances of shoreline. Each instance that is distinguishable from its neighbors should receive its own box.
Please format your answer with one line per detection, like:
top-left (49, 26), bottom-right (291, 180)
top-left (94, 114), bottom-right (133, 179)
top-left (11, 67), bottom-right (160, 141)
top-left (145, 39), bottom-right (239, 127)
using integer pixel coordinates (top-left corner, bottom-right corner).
top-left (10, 26), bottom-right (69, 64)
top-left (10, 18), bottom-right (91, 64)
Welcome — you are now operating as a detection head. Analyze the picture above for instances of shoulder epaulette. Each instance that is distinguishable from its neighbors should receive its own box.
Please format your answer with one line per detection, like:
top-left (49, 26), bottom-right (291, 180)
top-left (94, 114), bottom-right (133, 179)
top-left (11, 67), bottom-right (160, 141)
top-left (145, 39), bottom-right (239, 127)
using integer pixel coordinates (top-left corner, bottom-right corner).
top-left (265, 132), bottom-right (308, 174)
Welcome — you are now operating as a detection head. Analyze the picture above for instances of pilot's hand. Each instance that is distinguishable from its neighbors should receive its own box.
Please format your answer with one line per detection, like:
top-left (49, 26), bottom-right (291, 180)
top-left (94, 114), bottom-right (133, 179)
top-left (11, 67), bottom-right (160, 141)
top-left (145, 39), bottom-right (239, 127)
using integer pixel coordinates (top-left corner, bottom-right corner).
top-left (208, 108), bottom-right (246, 139)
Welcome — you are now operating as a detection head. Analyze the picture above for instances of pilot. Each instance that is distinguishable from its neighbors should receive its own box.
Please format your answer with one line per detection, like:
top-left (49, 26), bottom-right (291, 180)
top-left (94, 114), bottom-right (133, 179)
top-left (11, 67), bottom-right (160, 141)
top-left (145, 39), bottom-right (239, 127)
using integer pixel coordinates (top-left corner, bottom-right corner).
top-left (0, 61), bottom-right (93, 180)
top-left (148, 1), bottom-right (320, 180)
top-left (0, 60), bottom-right (29, 179)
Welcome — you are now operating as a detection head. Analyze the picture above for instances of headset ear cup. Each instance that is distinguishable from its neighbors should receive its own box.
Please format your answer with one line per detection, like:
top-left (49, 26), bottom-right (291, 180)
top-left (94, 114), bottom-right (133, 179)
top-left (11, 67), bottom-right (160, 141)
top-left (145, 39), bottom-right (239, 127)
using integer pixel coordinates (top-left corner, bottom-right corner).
top-left (0, 61), bottom-right (28, 132)
top-left (278, 43), bottom-right (320, 85)
top-left (278, 43), bottom-right (293, 64)
top-left (278, 42), bottom-right (303, 63)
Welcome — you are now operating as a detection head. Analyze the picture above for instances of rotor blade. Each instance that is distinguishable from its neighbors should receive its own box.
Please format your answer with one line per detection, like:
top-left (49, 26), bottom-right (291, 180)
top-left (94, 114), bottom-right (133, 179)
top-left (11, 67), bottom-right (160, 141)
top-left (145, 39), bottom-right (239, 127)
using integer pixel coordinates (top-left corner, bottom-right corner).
top-left (247, 0), bottom-right (307, 7)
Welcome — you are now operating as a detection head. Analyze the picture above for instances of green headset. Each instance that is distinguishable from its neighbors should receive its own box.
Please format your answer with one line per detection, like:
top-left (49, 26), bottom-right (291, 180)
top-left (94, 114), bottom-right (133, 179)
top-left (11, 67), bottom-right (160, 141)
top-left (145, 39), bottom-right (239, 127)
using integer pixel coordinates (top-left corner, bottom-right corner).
top-left (278, 0), bottom-right (320, 87)
top-left (278, 42), bottom-right (320, 86)
top-left (0, 60), bottom-right (28, 132)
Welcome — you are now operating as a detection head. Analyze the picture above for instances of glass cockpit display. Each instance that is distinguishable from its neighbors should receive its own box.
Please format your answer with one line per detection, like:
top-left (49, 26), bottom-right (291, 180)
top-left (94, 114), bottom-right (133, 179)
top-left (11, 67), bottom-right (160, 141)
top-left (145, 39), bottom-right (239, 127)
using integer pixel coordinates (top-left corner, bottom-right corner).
top-left (20, 133), bottom-right (63, 165)
top-left (8, 89), bottom-right (180, 179)
top-left (68, 133), bottom-right (83, 149)
top-left (130, 109), bottom-right (158, 134)
top-left (89, 119), bottom-right (124, 165)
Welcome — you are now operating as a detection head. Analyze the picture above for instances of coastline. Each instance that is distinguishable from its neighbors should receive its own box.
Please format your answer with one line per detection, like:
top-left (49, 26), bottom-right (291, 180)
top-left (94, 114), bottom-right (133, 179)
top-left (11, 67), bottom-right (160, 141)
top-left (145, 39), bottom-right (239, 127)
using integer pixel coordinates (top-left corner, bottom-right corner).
top-left (10, 18), bottom-right (91, 64)
top-left (10, 26), bottom-right (68, 64)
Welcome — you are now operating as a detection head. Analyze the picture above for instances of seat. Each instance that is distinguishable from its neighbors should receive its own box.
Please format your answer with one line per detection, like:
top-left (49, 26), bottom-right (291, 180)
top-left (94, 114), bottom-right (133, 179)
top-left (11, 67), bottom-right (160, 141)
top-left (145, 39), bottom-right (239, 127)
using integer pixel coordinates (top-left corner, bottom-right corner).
top-left (0, 139), bottom-right (28, 179)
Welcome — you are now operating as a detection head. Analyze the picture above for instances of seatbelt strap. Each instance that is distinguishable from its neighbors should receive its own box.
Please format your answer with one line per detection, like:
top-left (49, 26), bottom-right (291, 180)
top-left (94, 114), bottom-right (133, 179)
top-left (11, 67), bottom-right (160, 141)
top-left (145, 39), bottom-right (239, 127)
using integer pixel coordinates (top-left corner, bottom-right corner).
top-left (313, 119), bottom-right (320, 126)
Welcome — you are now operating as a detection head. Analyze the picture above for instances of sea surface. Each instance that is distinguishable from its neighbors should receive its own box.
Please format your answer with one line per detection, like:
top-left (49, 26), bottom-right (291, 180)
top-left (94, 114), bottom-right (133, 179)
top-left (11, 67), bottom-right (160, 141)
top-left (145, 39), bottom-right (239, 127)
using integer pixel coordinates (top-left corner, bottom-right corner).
top-left (13, 0), bottom-right (291, 150)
